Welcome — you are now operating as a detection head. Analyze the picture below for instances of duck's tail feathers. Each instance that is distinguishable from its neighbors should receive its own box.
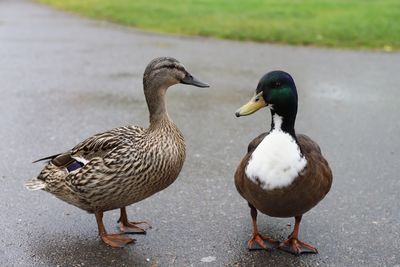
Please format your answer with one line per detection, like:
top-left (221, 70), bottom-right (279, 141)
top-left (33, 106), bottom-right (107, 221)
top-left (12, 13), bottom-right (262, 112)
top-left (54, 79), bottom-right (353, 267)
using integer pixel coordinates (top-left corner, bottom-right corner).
top-left (25, 179), bottom-right (46, 191)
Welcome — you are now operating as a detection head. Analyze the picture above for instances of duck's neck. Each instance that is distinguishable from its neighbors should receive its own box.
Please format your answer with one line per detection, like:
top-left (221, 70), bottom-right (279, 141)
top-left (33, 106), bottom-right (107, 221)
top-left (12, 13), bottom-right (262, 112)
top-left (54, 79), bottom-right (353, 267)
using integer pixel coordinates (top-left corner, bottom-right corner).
top-left (144, 80), bottom-right (170, 126)
top-left (270, 105), bottom-right (297, 138)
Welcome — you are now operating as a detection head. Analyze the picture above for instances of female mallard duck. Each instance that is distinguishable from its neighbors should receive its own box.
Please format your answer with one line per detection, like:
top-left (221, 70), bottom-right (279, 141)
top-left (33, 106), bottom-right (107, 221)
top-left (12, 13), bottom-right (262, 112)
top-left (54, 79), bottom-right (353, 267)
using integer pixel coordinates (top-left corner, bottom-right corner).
top-left (234, 71), bottom-right (332, 255)
top-left (25, 57), bottom-right (209, 248)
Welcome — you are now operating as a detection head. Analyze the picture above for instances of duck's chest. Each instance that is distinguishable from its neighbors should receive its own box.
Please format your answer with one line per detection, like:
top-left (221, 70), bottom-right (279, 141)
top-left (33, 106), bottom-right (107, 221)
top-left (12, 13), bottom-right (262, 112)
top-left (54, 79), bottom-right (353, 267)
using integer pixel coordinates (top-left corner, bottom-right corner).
top-left (118, 133), bottom-right (185, 201)
top-left (160, 135), bottom-right (186, 169)
top-left (245, 130), bottom-right (307, 191)
top-left (146, 130), bottom-right (186, 176)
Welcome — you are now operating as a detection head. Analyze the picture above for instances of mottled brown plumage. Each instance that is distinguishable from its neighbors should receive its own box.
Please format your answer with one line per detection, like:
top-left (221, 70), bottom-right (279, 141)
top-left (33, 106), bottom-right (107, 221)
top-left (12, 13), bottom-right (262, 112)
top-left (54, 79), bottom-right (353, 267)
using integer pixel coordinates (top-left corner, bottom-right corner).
top-left (36, 123), bottom-right (185, 213)
top-left (25, 57), bottom-right (209, 248)
top-left (234, 71), bottom-right (332, 255)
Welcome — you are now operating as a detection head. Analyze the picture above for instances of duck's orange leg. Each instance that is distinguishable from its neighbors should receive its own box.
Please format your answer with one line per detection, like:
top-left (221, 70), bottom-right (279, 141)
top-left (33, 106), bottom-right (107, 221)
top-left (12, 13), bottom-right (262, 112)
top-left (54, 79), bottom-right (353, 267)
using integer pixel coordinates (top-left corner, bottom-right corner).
top-left (279, 215), bottom-right (318, 255)
top-left (117, 207), bottom-right (151, 234)
top-left (95, 211), bottom-right (135, 248)
top-left (247, 203), bottom-right (279, 251)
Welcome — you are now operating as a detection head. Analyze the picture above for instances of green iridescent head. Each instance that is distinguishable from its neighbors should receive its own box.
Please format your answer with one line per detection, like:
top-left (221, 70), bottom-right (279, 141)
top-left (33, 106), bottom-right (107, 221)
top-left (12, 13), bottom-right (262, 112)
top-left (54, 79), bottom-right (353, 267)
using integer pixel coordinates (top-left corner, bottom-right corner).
top-left (235, 71), bottom-right (298, 117)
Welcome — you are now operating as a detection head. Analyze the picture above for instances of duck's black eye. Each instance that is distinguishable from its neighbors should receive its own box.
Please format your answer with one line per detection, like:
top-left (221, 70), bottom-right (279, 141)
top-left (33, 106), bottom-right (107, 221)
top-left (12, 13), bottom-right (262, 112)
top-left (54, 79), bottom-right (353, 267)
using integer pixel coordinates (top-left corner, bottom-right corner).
top-left (275, 81), bottom-right (281, 87)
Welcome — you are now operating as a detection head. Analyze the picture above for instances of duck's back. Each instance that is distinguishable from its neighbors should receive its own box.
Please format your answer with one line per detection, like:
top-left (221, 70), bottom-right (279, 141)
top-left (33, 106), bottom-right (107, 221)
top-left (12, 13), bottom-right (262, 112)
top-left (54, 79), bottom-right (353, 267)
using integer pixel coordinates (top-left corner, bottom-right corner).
top-left (235, 133), bottom-right (332, 218)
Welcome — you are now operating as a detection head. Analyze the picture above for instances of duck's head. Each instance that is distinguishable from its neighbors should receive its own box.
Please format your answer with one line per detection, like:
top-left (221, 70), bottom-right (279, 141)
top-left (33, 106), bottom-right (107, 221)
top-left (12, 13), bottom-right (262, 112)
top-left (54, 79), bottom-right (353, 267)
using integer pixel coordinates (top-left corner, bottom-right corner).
top-left (143, 57), bottom-right (209, 89)
top-left (235, 70), bottom-right (298, 117)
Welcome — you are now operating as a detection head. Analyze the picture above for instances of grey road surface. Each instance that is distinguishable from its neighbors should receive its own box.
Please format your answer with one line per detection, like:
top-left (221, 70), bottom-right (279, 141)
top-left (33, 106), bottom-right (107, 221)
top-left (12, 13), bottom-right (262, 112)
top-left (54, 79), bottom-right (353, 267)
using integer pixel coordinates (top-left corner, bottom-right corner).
top-left (1, 0), bottom-right (399, 266)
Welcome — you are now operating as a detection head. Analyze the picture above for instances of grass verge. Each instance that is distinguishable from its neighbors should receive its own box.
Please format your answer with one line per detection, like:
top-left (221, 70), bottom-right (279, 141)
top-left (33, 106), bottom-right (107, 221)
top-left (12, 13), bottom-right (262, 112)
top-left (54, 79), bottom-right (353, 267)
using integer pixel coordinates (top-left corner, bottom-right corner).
top-left (39, 0), bottom-right (400, 50)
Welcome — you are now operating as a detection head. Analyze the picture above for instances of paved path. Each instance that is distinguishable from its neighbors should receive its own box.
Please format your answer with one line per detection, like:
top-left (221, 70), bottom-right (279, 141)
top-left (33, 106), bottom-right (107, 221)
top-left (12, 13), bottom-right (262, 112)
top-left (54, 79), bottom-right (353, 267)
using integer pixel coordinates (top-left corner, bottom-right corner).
top-left (1, 0), bottom-right (399, 266)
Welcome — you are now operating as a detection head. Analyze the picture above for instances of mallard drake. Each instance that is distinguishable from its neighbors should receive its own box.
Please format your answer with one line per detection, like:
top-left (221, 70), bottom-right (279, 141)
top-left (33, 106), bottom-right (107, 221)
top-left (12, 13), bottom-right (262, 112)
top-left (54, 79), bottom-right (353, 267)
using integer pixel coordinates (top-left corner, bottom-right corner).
top-left (25, 57), bottom-right (209, 248)
top-left (234, 71), bottom-right (332, 255)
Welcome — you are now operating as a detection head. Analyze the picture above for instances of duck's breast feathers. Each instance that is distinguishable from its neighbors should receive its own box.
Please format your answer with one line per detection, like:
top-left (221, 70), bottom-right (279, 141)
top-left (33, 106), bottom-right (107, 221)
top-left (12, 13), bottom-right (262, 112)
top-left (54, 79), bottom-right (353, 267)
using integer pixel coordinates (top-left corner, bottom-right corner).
top-left (234, 132), bottom-right (267, 196)
top-left (247, 132), bottom-right (268, 153)
top-left (245, 130), bottom-right (307, 191)
top-left (235, 132), bottom-right (332, 217)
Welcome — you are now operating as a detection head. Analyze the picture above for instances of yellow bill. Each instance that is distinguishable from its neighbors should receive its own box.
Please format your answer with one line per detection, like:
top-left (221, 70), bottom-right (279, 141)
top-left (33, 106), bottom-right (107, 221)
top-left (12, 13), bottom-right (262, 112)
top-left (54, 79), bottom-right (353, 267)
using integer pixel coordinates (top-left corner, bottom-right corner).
top-left (235, 92), bottom-right (267, 117)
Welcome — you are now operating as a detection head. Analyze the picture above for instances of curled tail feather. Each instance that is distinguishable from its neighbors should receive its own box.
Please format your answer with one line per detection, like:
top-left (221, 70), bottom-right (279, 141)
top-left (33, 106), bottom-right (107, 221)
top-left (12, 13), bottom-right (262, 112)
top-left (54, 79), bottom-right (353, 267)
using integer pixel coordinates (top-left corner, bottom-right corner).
top-left (25, 179), bottom-right (46, 191)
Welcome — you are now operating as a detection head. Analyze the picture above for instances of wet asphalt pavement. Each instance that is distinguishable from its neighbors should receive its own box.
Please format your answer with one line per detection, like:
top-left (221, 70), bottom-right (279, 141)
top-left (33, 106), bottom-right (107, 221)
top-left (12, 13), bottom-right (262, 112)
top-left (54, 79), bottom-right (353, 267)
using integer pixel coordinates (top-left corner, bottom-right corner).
top-left (1, 0), bottom-right (400, 266)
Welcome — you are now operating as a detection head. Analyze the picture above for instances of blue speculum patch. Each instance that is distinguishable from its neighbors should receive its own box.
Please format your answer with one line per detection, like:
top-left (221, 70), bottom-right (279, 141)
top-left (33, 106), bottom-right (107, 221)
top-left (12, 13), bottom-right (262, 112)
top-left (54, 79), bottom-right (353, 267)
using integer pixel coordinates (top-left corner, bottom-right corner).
top-left (67, 161), bottom-right (84, 172)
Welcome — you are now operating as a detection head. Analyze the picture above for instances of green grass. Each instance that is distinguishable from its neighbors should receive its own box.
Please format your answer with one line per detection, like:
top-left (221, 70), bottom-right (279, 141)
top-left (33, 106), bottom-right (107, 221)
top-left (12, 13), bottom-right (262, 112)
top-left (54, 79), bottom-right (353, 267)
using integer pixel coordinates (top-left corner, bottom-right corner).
top-left (39, 0), bottom-right (400, 50)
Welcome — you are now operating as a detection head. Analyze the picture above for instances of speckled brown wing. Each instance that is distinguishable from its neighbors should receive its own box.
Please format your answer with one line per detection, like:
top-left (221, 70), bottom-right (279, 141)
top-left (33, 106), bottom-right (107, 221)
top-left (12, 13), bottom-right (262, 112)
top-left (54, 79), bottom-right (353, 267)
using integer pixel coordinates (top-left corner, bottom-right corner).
top-left (34, 126), bottom-right (146, 211)
top-left (35, 126), bottom-right (145, 169)
top-left (71, 125), bottom-right (144, 160)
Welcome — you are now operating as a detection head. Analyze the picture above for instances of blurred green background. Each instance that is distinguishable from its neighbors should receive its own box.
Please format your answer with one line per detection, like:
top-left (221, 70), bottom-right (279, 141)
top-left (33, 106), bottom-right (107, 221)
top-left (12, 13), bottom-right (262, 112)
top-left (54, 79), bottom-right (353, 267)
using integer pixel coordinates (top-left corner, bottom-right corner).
top-left (40, 0), bottom-right (399, 51)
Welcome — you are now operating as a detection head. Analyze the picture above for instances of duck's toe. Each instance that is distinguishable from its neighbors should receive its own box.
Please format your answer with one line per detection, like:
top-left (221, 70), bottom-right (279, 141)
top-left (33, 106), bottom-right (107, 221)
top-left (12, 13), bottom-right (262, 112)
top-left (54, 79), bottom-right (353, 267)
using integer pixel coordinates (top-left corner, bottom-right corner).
top-left (101, 233), bottom-right (135, 248)
top-left (279, 238), bottom-right (318, 255)
top-left (119, 221), bottom-right (151, 234)
top-left (247, 233), bottom-right (279, 251)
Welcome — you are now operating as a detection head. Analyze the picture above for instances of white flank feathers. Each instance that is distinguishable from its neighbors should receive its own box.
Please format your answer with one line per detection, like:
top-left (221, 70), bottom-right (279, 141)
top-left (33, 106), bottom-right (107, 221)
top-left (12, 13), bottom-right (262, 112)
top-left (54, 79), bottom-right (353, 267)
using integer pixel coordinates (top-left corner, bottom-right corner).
top-left (245, 114), bottom-right (307, 190)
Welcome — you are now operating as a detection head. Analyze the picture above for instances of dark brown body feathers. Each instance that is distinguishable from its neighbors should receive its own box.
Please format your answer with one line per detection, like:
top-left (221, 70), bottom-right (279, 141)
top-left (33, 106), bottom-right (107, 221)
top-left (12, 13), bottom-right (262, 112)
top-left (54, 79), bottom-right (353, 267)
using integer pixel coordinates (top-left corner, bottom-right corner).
top-left (235, 133), bottom-right (332, 218)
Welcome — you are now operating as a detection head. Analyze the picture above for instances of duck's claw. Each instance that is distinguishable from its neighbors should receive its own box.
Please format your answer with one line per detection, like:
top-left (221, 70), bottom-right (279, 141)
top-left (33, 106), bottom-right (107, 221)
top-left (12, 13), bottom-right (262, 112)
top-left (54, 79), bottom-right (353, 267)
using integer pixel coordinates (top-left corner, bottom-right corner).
top-left (247, 233), bottom-right (279, 251)
top-left (119, 221), bottom-right (151, 234)
top-left (279, 238), bottom-right (318, 255)
top-left (101, 233), bottom-right (135, 248)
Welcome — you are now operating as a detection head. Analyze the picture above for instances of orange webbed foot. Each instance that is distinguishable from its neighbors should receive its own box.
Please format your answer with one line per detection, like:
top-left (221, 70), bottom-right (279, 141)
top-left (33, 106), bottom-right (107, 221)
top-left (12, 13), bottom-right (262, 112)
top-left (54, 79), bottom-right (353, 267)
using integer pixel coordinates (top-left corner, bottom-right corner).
top-left (100, 233), bottom-right (135, 248)
top-left (279, 238), bottom-right (318, 255)
top-left (119, 220), bottom-right (151, 234)
top-left (247, 233), bottom-right (279, 251)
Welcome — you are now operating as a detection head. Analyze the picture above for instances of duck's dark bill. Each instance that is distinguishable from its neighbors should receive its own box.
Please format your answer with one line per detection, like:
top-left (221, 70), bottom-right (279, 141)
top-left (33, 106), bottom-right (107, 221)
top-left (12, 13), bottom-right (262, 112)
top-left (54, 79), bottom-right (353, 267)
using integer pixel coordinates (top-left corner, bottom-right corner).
top-left (181, 73), bottom-right (209, 88)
